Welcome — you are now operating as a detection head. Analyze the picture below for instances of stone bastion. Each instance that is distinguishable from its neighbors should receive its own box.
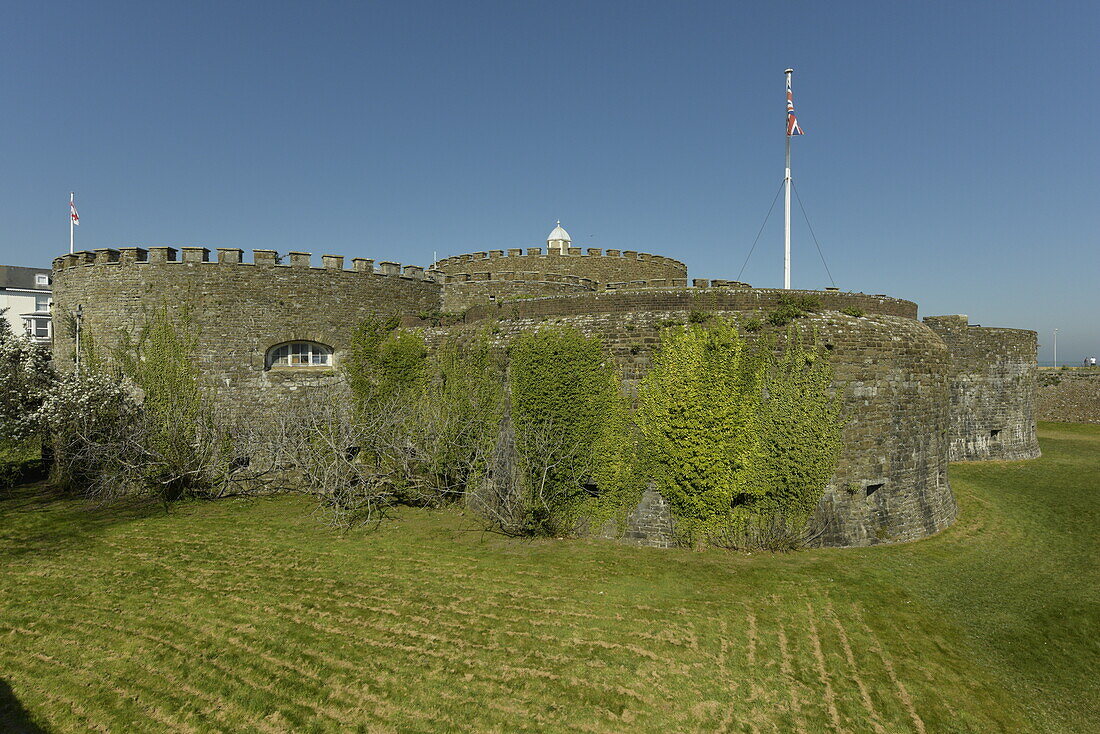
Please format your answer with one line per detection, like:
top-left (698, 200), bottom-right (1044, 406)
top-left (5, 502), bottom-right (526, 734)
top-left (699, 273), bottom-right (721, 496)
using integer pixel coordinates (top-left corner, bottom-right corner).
top-left (923, 315), bottom-right (1040, 461)
top-left (51, 243), bottom-right (1039, 548)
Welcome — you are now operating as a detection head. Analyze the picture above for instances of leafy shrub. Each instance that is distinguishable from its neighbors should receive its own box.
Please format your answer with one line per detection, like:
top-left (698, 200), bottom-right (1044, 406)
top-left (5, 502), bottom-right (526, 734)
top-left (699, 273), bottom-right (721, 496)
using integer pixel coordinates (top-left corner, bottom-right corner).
top-left (502, 326), bottom-right (637, 536)
top-left (334, 323), bottom-right (505, 521)
top-left (343, 316), bottom-right (428, 411)
top-left (637, 319), bottom-right (765, 541)
top-left (766, 304), bottom-right (805, 326)
top-left (688, 310), bottom-right (713, 324)
top-left (411, 333), bottom-right (505, 502)
top-left (0, 437), bottom-right (45, 490)
top-left (766, 294), bottom-right (822, 327)
top-left (742, 328), bottom-right (843, 525)
top-left (841, 307), bottom-right (865, 318)
top-left (780, 294), bottom-right (822, 311)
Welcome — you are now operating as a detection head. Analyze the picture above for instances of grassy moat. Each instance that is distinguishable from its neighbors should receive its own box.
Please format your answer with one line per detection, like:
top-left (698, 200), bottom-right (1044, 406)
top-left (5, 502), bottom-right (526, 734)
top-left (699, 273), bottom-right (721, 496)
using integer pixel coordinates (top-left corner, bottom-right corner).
top-left (1, 423), bottom-right (1096, 732)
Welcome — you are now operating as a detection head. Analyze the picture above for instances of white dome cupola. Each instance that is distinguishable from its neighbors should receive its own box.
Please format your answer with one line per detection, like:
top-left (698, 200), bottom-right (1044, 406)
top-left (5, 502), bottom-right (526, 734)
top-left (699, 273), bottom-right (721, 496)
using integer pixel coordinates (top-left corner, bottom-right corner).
top-left (547, 220), bottom-right (571, 251)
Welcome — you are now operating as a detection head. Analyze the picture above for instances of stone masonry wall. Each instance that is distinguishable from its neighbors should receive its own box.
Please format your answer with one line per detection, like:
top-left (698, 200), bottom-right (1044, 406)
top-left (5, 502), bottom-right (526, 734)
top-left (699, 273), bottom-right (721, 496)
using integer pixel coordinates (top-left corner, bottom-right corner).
top-left (52, 247), bottom-right (442, 421)
top-left (52, 245), bottom-right (983, 550)
top-left (433, 302), bottom-right (957, 548)
top-left (923, 315), bottom-right (1040, 461)
top-left (432, 247), bottom-right (687, 284)
top-left (1037, 371), bottom-right (1100, 423)
top-left (466, 288), bottom-right (918, 322)
top-left (439, 275), bottom-right (594, 312)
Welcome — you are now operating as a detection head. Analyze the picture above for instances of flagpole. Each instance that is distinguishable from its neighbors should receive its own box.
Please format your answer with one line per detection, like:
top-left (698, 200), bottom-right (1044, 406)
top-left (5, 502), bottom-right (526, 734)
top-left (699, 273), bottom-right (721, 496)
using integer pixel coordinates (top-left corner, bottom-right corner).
top-left (784, 69), bottom-right (793, 290)
top-left (70, 192), bottom-right (75, 254)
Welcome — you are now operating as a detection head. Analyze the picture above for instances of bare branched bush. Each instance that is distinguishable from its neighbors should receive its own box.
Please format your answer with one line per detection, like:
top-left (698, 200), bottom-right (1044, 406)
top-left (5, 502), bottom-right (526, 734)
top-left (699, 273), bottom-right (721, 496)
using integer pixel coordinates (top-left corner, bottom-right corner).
top-left (221, 372), bottom-right (503, 529)
top-left (254, 389), bottom-right (403, 528)
top-left (683, 512), bottom-right (833, 552)
top-left (41, 372), bottom-right (233, 504)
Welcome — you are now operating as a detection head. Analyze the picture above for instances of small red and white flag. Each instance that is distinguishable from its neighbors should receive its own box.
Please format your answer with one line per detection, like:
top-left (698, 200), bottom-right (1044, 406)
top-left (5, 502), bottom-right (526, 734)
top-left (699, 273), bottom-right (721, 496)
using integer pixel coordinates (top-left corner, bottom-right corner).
top-left (786, 75), bottom-right (804, 136)
top-left (70, 194), bottom-right (79, 226)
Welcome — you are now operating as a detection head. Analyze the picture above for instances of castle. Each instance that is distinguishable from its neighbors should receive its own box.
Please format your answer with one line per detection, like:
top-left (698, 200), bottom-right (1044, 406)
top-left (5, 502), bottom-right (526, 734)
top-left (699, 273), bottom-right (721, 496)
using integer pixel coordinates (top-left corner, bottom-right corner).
top-left (50, 222), bottom-right (1040, 547)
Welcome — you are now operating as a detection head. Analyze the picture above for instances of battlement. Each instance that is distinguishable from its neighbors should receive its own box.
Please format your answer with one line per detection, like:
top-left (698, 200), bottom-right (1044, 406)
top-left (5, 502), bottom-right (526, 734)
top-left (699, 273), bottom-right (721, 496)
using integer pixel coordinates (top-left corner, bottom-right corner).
top-left (431, 247), bottom-right (687, 273)
top-left (602, 278), bottom-right (752, 290)
top-left (435, 271), bottom-right (599, 289)
top-left (430, 246), bottom-right (688, 288)
top-left (52, 248), bottom-right (435, 281)
top-left (432, 271), bottom-right (750, 290)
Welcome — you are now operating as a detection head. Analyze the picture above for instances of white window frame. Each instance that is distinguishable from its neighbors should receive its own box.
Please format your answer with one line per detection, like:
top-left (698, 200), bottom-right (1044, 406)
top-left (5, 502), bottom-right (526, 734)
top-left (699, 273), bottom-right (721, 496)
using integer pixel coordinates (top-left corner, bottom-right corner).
top-left (35, 274), bottom-right (49, 286)
top-left (34, 294), bottom-right (51, 312)
top-left (25, 317), bottom-right (50, 339)
top-left (266, 341), bottom-right (334, 369)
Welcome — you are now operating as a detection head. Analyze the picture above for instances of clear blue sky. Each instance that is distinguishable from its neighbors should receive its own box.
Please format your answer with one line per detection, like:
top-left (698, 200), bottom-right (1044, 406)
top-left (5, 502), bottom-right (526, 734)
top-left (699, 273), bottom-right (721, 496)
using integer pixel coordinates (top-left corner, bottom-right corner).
top-left (2, 1), bottom-right (1097, 363)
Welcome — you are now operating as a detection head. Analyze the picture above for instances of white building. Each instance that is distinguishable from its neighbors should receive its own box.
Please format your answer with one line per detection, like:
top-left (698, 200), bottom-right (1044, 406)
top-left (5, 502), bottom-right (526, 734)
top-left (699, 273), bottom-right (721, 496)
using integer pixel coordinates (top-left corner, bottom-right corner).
top-left (0, 265), bottom-right (52, 343)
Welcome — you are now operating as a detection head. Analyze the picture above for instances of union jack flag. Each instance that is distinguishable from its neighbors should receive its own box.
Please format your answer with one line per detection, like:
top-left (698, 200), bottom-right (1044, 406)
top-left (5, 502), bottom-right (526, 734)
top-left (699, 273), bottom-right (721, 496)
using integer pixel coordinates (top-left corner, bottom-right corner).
top-left (787, 75), bottom-right (804, 136)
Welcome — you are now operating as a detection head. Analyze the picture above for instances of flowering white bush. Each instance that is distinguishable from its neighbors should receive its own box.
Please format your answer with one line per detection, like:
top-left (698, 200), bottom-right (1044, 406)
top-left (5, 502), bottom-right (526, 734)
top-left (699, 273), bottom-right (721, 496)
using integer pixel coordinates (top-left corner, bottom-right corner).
top-left (0, 312), bottom-right (54, 443)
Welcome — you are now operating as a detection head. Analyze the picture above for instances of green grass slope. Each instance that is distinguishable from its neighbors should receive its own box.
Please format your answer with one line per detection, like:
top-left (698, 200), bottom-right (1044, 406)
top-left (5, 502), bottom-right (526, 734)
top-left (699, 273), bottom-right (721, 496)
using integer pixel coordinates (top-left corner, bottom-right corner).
top-left (1, 423), bottom-right (1097, 732)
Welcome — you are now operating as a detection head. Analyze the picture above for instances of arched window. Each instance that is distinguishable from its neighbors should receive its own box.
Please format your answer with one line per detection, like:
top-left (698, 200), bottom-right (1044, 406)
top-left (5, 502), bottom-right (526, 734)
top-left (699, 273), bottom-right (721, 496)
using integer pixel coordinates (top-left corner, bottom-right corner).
top-left (266, 341), bottom-right (334, 369)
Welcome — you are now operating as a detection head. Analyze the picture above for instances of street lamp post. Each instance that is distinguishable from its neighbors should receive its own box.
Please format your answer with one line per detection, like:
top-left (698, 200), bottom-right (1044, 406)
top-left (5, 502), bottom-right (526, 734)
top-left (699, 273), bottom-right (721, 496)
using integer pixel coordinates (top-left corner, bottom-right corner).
top-left (74, 305), bottom-right (83, 371)
top-left (1053, 328), bottom-right (1059, 369)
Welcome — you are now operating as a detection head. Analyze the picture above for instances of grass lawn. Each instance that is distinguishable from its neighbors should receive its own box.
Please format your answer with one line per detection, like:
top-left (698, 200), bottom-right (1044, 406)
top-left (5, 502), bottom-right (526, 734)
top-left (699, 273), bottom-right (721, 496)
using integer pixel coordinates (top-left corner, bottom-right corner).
top-left (1, 422), bottom-right (1097, 733)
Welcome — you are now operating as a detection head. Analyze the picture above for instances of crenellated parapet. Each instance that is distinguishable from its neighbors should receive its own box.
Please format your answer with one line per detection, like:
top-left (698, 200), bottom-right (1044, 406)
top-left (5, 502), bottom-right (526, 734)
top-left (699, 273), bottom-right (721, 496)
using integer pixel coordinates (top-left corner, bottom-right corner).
top-left (53, 248), bottom-right (435, 281)
top-left (50, 247), bottom-right (443, 411)
top-left (431, 246), bottom-right (687, 286)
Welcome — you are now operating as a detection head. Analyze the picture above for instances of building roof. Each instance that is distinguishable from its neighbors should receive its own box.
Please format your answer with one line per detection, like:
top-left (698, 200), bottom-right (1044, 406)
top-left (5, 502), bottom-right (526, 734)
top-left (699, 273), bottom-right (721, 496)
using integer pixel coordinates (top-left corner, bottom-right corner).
top-left (547, 221), bottom-right (571, 243)
top-left (0, 265), bottom-right (51, 291)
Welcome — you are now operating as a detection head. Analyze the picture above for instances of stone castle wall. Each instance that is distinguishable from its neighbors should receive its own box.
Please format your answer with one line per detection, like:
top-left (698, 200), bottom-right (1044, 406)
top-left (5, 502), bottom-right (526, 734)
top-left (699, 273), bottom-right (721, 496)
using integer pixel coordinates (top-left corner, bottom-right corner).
top-left (1037, 371), bottom-right (1100, 424)
top-left (438, 273), bottom-right (596, 312)
top-left (432, 247), bottom-right (687, 285)
top-left (49, 241), bottom-right (1043, 550)
top-left (434, 302), bottom-right (956, 548)
top-left (51, 247), bottom-right (441, 420)
top-left (923, 315), bottom-right (1041, 461)
top-left (465, 287), bottom-right (919, 322)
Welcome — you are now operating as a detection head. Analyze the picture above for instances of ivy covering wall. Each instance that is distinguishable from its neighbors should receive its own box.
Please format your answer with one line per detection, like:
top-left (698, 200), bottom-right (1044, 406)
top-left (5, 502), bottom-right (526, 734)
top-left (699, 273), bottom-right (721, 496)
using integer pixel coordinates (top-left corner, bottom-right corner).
top-left (342, 318), bottom-right (505, 507)
top-left (507, 327), bottom-right (638, 536)
top-left (637, 319), bottom-right (842, 544)
top-left (342, 318), bottom-right (841, 545)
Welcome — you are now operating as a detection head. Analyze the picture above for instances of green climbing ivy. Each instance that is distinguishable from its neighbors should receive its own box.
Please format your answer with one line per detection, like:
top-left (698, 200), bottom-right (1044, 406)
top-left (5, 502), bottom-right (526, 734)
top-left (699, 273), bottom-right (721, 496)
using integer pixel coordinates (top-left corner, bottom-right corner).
top-left (743, 326), bottom-right (843, 525)
top-left (508, 326), bottom-right (638, 536)
top-left (637, 317), bottom-right (842, 545)
top-left (343, 316), bottom-right (428, 411)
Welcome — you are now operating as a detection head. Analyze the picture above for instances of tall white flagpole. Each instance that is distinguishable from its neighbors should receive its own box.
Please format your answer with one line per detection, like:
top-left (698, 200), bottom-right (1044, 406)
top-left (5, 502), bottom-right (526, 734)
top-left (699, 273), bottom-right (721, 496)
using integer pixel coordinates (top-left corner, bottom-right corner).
top-left (70, 192), bottom-right (75, 254)
top-left (784, 69), bottom-right (793, 290)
